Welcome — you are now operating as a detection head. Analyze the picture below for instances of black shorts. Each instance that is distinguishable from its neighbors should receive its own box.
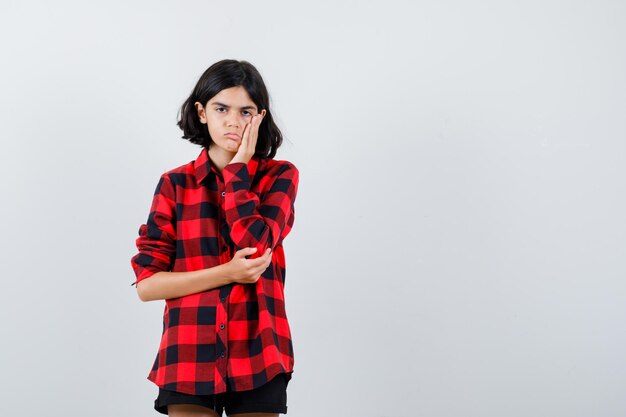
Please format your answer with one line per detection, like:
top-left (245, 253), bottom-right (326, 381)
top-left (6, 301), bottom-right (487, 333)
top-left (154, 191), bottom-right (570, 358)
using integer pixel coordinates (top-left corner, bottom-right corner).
top-left (154, 373), bottom-right (290, 415)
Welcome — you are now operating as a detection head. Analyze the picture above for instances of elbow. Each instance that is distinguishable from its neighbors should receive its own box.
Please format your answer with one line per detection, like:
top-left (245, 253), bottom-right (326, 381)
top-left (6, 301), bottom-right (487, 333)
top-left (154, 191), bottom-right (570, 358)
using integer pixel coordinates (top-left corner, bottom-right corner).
top-left (135, 271), bottom-right (167, 302)
top-left (234, 229), bottom-right (275, 254)
top-left (136, 283), bottom-right (148, 302)
top-left (136, 280), bottom-right (154, 302)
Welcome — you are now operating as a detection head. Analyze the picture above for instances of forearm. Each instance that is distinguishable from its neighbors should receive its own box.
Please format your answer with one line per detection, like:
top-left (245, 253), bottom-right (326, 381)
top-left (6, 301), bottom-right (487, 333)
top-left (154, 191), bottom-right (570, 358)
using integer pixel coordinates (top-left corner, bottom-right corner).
top-left (136, 264), bottom-right (232, 302)
top-left (222, 162), bottom-right (298, 258)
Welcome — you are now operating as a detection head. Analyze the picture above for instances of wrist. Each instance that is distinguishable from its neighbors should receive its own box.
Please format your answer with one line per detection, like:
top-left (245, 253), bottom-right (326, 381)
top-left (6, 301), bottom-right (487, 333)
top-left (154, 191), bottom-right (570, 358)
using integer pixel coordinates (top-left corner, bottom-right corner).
top-left (219, 262), bottom-right (234, 285)
top-left (226, 158), bottom-right (248, 167)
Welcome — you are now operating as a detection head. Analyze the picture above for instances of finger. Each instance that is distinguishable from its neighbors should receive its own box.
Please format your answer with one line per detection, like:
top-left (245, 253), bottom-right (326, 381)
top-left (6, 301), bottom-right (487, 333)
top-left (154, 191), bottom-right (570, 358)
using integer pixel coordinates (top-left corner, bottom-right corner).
top-left (241, 120), bottom-right (252, 147)
top-left (248, 253), bottom-right (269, 267)
top-left (241, 122), bottom-right (251, 146)
top-left (238, 247), bottom-right (257, 256)
top-left (246, 119), bottom-right (257, 152)
top-left (235, 248), bottom-right (257, 259)
top-left (249, 114), bottom-right (262, 149)
top-left (255, 263), bottom-right (270, 276)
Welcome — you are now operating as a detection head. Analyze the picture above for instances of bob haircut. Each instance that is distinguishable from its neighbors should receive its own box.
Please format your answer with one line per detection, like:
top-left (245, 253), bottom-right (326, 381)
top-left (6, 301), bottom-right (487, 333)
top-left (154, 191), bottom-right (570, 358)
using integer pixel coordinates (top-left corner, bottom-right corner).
top-left (177, 59), bottom-right (283, 159)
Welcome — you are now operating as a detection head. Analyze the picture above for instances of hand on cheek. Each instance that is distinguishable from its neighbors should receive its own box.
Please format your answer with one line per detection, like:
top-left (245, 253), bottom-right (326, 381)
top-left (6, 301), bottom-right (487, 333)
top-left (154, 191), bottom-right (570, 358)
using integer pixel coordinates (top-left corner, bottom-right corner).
top-left (229, 109), bottom-right (266, 165)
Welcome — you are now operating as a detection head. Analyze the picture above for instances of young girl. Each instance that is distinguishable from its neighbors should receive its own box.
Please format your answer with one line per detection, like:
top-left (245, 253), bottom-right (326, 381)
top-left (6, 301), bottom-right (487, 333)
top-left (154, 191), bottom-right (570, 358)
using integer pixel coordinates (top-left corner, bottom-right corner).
top-left (130, 59), bottom-right (299, 417)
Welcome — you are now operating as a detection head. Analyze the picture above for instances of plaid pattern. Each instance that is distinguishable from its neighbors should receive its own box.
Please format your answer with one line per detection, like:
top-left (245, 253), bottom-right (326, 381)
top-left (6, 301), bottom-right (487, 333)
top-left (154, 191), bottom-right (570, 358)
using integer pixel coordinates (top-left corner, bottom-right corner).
top-left (130, 147), bottom-right (299, 395)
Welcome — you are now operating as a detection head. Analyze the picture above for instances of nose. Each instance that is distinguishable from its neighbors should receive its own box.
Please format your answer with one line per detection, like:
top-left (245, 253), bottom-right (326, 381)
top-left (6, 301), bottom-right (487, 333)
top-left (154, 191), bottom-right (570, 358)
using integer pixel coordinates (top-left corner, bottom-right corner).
top-left (226, 112), bottom-right (243, 128)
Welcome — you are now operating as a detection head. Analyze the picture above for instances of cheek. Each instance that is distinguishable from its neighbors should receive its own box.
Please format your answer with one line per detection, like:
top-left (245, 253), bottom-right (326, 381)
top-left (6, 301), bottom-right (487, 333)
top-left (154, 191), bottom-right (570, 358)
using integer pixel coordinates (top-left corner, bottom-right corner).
top-left (205, 115), bottom-right (221, 134)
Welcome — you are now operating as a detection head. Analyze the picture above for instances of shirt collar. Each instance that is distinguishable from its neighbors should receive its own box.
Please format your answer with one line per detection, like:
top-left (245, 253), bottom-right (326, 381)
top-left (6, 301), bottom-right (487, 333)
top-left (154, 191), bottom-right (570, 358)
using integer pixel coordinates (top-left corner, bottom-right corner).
top-left (193, 147), bottom-right (261, 186)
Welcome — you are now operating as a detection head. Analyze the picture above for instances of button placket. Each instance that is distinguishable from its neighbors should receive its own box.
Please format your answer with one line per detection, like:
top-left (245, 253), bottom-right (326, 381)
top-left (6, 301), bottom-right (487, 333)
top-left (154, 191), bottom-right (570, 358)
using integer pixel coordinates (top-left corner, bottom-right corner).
top-left (214, 165), bottom-right (232, 388)
top-left (216, 181), bottom-right (230, 262)
top-left (215, 282), bottom-right (231, 385)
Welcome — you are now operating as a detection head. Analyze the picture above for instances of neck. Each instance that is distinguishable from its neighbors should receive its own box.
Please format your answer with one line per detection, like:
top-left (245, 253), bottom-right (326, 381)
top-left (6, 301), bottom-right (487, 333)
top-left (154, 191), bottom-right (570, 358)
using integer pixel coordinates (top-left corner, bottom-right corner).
top-left (207, 145), bottom-right (236, 173)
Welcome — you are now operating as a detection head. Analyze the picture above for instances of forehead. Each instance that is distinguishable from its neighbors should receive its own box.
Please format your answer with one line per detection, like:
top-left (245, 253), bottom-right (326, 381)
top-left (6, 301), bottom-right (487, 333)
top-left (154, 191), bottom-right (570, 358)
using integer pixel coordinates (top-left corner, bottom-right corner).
top-left (208, 86), bottom-right (257, 109)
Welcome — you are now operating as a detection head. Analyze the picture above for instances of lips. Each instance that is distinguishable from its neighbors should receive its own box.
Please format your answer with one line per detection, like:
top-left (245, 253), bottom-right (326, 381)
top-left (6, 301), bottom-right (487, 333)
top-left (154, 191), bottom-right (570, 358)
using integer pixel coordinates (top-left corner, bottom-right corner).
top-left (225, 133), bottom-right (240, 140)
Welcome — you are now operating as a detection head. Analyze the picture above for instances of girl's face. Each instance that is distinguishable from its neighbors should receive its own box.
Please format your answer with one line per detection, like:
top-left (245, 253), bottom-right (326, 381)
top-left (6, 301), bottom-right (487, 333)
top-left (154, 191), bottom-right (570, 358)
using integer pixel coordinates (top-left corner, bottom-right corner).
top-left (195, 86), bottom-right (265, 155)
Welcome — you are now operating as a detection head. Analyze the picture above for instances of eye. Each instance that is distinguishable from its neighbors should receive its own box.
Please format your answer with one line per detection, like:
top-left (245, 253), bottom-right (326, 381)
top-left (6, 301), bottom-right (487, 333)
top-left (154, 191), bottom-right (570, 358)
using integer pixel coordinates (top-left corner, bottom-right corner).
top-left (242, 110), bottom-right (252, 117)
top-left (216, 107), bottom-right (226, 113)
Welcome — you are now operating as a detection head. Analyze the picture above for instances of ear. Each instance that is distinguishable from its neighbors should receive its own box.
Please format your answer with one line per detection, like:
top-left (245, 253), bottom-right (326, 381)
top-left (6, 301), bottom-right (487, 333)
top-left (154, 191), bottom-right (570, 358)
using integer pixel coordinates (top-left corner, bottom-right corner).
top-left (260, 109), bottom-right (267, 118)
top-left (194, 101), bottom-right (207, 124)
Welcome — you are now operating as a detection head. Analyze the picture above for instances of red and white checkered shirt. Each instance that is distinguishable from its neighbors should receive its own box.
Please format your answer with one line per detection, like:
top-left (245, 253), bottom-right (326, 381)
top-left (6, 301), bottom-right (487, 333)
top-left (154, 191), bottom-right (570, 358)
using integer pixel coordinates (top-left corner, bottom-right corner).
top-left (130, 147), bottom-right (299, 395)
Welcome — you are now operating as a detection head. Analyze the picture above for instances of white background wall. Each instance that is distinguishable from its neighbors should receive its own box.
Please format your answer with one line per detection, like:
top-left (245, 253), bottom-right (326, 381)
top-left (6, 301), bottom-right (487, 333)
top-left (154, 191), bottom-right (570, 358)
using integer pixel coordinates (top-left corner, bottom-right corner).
top-left (1, 1), bottom-right (625, 416)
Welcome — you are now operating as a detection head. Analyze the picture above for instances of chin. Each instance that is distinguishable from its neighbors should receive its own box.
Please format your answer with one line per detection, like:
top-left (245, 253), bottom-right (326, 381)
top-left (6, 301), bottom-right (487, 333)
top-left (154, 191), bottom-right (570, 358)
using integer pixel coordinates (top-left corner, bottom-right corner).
top-left (224, 143), bottom-right (239, 153)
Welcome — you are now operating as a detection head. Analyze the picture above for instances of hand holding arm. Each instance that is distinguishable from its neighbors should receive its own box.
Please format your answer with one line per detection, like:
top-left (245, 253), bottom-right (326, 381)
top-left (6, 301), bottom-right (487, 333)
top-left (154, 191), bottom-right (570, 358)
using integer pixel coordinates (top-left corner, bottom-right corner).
top-left (136, 247), bottom-right (273, 301)
top-left (130, 170), bottom-right (278, 300)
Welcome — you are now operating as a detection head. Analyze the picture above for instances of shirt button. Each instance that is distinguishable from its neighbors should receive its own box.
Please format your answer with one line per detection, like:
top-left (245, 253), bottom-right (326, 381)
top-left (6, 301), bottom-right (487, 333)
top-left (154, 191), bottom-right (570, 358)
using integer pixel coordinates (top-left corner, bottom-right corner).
top-left (221, 191), bottom-right (226, 197)
top-left (220, 323), bottom-right (225, 330)
top-left (222, 244), bottom-right (228, 251)
top-left (220, 297), bottom-right (225, 302)
top-left (220, 352), bottom-right (225, 358)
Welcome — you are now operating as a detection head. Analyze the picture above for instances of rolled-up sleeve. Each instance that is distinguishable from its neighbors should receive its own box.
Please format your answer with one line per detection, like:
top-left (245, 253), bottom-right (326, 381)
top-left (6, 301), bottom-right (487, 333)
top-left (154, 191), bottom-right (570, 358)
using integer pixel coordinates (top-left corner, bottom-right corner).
top-left (130, 173), bottom-right (177, 286)
top-left (221, 161), bottom-right (299, 259)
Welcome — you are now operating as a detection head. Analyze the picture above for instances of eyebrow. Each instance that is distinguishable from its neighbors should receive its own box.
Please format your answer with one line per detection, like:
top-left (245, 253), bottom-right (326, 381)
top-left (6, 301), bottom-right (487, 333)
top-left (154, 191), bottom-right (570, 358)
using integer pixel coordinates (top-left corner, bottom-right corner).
top-left (211, 102), bottom-right (257, 111)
